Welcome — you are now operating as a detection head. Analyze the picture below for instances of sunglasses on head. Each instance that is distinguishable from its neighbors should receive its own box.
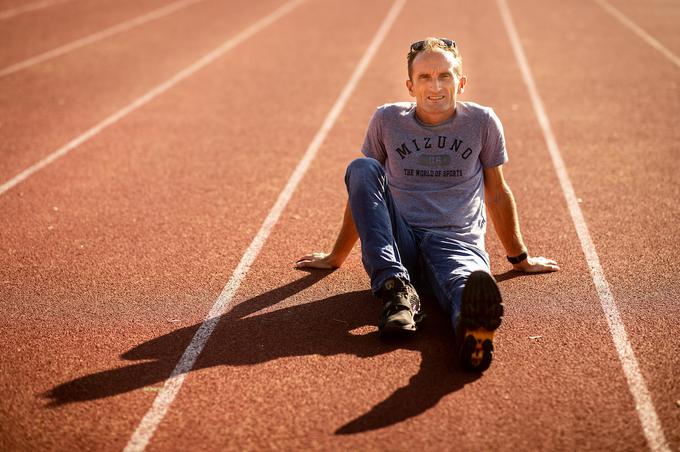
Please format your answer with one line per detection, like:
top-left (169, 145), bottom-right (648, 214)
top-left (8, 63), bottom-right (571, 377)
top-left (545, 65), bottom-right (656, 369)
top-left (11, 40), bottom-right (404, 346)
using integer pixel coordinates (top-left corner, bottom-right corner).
top-left (409, 38), bottom-right (456, 52)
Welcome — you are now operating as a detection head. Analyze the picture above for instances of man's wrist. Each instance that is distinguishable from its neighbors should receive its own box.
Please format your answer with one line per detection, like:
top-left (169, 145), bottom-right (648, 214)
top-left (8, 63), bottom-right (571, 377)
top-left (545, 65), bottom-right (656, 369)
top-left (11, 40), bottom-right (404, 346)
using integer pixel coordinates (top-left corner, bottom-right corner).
top-left (507, 250), bottom-right (528, 264)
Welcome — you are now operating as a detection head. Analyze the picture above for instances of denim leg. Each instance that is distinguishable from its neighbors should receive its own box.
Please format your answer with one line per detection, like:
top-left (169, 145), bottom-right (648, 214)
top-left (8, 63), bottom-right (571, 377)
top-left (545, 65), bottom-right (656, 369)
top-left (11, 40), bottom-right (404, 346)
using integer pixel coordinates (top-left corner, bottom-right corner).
top-left (418, 231), bottom-right (491, 334)
top-left (344, 158), bottom-right (419, 294)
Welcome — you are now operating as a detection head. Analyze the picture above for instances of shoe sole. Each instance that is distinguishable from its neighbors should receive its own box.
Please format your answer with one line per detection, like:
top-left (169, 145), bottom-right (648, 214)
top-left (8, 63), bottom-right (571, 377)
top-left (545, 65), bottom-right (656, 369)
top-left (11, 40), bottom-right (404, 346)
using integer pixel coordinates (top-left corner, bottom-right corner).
top-left (458, 271), bottom-right (504, 372)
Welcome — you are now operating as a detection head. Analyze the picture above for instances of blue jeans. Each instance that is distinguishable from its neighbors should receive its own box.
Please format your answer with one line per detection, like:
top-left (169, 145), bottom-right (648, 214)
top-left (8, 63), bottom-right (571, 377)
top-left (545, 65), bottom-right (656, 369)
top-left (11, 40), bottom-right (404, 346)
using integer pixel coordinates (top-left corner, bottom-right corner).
top-left (345, 158), bottom-right (491, 332)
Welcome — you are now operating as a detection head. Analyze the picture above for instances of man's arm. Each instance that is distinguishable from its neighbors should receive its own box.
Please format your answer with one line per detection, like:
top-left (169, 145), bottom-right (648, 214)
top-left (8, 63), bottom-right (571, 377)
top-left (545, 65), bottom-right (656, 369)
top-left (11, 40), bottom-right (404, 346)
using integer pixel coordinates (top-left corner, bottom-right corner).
top-left (483, 165), bottom-right (559, 272)
top-left (295, 200), bottom-right (358, 269)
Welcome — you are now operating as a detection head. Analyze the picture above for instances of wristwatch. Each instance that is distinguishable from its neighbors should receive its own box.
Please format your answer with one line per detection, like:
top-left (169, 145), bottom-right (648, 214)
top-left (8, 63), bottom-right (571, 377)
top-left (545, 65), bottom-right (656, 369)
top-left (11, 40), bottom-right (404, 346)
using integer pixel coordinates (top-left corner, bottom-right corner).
top-left (507, 250), bottom-right (528, 264)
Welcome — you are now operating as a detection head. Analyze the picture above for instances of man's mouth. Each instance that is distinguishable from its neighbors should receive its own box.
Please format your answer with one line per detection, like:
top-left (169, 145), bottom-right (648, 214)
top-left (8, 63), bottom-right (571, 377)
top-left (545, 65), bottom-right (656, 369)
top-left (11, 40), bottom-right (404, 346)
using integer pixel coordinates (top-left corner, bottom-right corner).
top-left (427, 95), bottom-right (445, 101)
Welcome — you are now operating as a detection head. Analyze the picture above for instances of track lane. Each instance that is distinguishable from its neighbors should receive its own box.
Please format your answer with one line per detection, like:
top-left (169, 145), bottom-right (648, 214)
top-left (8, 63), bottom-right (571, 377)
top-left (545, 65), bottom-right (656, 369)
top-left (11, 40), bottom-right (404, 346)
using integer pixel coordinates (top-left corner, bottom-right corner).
top-left (596, 0), bottom-right (680, 61)
top-left (124, 0), bottom-right (404, 449)
top-left (0, 0), bottom-right (210, 78)
top-left (2, 0), bottom-right (678, 450)
top-left (0, 0), bottom-right (181, 68)
top-left (144, 0), bottom-right (665, 450)
top-left (509, 0), bottom-right (679, 448)
top-left (0, 0), bottom-right (442, 449)
top-left (0, 0), bottom-right (286, 186)
top-left (0, 0), bottom-right (71, 20)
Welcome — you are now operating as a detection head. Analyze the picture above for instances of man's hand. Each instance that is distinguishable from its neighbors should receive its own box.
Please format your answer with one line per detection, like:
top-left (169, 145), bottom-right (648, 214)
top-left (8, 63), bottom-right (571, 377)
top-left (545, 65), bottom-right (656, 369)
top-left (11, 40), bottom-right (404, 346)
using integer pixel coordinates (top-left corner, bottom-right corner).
top-left (295, 252), bottom-right (341, 270)
top-left (512, 255), bottom-right (560, 273)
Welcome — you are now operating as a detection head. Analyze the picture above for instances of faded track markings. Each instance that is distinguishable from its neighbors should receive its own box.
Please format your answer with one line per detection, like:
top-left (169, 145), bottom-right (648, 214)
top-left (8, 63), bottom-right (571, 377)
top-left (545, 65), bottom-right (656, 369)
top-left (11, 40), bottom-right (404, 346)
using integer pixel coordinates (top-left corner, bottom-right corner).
top-left (594, 0), bottom-right (680, 69)
top-left (0, 0), bottom-right (71, 20)
top-left (0, 0), bottom-right (208, 77)
top-left (0, 0), bottom-right (303, 198)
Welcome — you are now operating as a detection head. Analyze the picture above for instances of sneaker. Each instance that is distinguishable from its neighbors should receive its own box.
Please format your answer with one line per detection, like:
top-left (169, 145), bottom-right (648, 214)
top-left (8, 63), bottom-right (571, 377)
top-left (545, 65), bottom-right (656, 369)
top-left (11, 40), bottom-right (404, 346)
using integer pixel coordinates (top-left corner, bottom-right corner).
top-left (376, 277), bottom-right (421, 337)
top-left (457, 271), bottom-right (504, 372)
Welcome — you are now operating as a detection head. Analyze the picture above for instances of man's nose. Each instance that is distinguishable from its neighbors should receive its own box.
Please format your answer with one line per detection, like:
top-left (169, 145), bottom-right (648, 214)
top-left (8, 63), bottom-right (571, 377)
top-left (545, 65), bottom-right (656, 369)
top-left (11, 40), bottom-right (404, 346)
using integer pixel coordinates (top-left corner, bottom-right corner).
top-left (432, 77), bottom-right (442, 90)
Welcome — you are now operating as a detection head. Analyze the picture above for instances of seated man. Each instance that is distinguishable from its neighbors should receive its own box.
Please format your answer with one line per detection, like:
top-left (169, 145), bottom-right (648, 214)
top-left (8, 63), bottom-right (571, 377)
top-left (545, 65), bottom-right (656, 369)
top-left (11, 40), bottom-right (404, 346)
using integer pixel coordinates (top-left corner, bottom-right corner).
top-left (296, 37), bottom-right (558, 372)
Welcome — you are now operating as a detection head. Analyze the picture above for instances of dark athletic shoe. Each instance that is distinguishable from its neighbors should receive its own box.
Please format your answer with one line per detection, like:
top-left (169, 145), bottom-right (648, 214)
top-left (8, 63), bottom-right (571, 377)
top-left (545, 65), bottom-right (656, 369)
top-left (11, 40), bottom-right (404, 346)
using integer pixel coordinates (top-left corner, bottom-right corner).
top-left (457, 271), bottom-right (504, 372)
top-left (376, 277), bottom-right (421, 337)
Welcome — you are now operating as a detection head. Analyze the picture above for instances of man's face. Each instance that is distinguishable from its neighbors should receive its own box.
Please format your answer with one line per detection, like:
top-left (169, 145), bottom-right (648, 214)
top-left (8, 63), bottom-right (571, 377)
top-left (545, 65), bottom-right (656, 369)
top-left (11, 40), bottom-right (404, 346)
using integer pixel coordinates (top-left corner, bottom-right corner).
top-left (406, 49), bottom-right (467, 124)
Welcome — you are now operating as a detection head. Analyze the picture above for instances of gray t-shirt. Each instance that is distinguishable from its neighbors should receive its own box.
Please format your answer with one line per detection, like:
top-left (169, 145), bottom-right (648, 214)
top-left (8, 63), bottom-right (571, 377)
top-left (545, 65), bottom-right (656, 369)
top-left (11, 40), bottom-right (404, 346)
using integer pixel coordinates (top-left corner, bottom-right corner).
top-left (360, 101), bottom-right (508, 249)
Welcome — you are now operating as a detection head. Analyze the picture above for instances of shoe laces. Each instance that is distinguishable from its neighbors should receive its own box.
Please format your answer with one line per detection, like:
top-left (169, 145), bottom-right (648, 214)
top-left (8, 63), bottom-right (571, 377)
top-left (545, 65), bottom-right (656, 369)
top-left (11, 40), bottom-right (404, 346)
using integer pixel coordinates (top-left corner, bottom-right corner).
top-left (379, 278), bottom-right (420, 313)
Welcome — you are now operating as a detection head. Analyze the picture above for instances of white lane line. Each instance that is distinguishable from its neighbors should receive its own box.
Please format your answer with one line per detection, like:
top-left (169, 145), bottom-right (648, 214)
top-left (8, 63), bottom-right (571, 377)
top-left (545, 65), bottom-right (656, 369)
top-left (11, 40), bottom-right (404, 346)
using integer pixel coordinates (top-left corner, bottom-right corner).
top-left (497, 1), bottom-right (670, 451)
top-left (122, 0), bottom-right (406, 450)
top-left (594, 0), bottom-right (680, 69)
top-left (0, 0), bottom-right (304, 198)
top-left (0, 0), bottom-right (207, 77)
top-left (0, 0), bottom-right (71, 20)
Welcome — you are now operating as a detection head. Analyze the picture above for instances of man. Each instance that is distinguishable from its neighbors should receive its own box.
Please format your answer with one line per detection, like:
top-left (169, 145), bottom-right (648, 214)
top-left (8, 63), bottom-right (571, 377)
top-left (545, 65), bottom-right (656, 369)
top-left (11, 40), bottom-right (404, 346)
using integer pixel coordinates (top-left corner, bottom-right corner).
top-left (296, 37), bottom-right (558, 372)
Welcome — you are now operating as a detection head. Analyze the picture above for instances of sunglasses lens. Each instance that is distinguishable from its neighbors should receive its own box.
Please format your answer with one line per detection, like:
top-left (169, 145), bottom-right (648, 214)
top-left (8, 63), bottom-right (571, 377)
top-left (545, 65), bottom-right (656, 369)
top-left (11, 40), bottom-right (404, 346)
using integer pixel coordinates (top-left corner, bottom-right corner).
top-left (409, 38), bottom-right (455, 52)
top-left (410, 40), bottom-right (425, 52)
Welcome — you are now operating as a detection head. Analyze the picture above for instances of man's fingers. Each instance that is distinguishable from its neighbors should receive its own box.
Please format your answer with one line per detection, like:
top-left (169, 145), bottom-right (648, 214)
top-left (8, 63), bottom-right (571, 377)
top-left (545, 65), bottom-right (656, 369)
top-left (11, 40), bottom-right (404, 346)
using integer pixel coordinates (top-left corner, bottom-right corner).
top-left (535, 256), bottom-right (559, 270)
top-left (528, 256), bottom-right (560, 272)
top-left (526, 265), bottom-right (559, 273)
top-left (536, 264), bottom-right (560, 272)
top-left (295, 260), bottom-right (333, 270)
top-left (295, 259), bottom-right (322, 269)
top-left (295, 252), bottom-right (327, 263)
top-left (514, 255), bottom-right (560, 273)
top-left (296, 253), bottom-right (318, 262)
top-left (294, 252), bottom-right (334, 269)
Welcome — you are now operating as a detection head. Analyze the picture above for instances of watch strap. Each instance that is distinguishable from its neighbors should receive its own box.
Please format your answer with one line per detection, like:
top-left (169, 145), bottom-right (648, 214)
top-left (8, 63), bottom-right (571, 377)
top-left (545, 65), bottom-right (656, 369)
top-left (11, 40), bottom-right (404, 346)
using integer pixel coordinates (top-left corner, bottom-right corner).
top-left (507, 251), bottom-right (528, 264)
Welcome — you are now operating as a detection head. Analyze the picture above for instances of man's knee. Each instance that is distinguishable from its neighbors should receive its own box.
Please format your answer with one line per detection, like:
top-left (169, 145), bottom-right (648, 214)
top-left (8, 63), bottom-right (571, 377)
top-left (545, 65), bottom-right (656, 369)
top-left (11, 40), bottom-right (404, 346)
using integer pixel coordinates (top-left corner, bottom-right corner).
top-left (345, 157), bottom-right (383, 186)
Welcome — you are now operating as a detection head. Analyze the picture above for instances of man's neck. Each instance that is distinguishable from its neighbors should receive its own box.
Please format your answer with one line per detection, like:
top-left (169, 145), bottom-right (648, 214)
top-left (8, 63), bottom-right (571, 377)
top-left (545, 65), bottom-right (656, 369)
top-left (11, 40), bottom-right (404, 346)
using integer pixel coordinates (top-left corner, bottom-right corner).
top-left (414, 105), bottom-right (457, 126)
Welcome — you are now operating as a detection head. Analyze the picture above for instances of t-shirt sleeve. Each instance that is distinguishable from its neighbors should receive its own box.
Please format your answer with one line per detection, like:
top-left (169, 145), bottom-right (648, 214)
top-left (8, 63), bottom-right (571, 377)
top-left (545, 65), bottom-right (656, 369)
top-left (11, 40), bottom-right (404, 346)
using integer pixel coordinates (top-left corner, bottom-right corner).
top-left (360, 107), bottom-right (387, 164)
top-left (480, 108), bottom-right (509, 168)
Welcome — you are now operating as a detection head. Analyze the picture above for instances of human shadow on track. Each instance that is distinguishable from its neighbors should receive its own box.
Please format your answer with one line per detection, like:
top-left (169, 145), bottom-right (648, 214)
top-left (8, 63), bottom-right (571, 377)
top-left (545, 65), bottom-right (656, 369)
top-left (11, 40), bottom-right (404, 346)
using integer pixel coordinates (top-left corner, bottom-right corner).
top-left (43, 271), bottom-right (330, 406)
top-left (45, 272), bottom-right (482, 432)
top-left (494, 269), bottom-right (527, 283)
top-left (334, 296), bottom-right (480, 435)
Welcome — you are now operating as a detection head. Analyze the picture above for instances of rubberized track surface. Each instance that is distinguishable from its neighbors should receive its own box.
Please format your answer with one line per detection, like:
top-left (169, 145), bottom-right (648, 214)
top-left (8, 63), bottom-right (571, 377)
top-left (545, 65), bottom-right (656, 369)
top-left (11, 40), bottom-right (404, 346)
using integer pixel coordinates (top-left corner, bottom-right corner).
top-left (1, 0), bottom-right (678, 450)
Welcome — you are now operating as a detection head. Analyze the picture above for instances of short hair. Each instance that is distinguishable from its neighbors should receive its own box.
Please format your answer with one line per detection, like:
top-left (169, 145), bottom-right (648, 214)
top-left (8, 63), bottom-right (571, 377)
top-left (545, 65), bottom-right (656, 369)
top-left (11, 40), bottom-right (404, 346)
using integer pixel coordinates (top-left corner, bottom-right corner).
top-left (407, 37), bottom-right (463, 79)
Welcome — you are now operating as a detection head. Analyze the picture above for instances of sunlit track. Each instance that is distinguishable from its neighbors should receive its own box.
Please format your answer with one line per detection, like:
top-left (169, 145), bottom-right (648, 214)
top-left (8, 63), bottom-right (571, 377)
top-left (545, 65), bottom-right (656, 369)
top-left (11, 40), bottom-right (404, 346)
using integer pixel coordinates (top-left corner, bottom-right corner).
top-left (123, 1), bottom-right (405, 450)
top-left (497, 0), bottom-right (671, 450)
top-left (1, 0), bottom-right (679, 449)
top-left (0, 0), bottom-right (71, 20)
top-left (0, 0), bottom-right (302, 197)
top-left (0, 0), bottom-right (207, 77)
top-left (594, 0), bottom-right (680, 69)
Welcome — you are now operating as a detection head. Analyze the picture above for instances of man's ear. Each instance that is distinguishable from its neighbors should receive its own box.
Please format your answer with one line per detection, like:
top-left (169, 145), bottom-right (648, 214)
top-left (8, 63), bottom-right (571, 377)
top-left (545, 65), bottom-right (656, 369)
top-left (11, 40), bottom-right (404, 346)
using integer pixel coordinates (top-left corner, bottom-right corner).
top-left (406, 79), bottom-right (414, 97)
top-left (458, 75), bottom-right (468, 94)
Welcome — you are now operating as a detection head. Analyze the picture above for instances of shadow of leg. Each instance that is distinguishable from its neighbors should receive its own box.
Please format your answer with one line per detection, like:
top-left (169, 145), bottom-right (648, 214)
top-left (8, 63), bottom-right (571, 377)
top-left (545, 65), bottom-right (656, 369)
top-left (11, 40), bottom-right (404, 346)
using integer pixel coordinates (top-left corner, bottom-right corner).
top-left (336, 305), bottom-right (481, 434)
top-left (44, 360), bottom-right (176, 407)
top-left (44, 272), bottom-right (332, 407)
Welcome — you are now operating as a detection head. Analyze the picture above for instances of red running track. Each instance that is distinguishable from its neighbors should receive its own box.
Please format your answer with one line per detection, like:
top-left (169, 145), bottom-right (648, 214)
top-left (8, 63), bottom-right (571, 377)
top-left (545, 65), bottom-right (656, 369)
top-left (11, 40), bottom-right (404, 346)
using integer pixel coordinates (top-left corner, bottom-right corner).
top-left (0, 0), bottom-right (678, 450)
